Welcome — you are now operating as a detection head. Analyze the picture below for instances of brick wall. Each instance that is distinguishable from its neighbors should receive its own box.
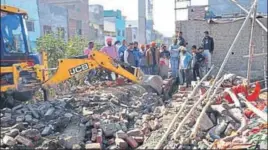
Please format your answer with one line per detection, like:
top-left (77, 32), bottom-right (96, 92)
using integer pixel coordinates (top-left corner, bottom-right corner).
top-left (176, 18), bottom-right (267, 80)
top-left (188, 6), bottom-right (206, 20)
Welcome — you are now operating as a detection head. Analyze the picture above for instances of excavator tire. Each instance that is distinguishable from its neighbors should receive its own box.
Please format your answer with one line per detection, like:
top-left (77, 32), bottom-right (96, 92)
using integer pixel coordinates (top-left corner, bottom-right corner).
top-left (13, 90), bottom-right (34, 102)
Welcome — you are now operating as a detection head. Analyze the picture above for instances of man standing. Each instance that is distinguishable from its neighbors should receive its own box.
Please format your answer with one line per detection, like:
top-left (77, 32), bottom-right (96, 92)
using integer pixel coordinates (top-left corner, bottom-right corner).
top-left (118, 40), bottom-right (127, 62)
top-left (84, 41), bottom-right (95, 85)
top-left (179, 46), bottom-right (192, 87)
top-left (124, 43), bottom-right (135, 74)
top-left (176, 31), bottom-right (186, 46)
top-left (84, 41), bottom-right (94, 55)
top-left (159, 45), bottom-right (170, 79)
top-left (101, 37), bottom-right (118, 60)
top-left (146, 41), bottom-right (160, 75)
top-left (133, 41), bottom-right (142, 67)
top-left (169, 39), bottom-right (180, 81)
top-left (101, 37), bottom-right (118, 80)
top-left (201, 31), bottom-right (214, 72)
top-left (139, 44), bottom-right (148, 74)
top-left (191, 45), bottom-right (205, 81)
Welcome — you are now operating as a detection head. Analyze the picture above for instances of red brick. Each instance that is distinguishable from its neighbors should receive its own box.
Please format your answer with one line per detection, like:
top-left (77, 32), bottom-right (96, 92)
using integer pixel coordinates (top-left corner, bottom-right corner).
top-left (115, 138), bottom-right (128, 149)
top-left (127, 129), bottom-right (142, 137)
top-left (85, 143), bottom-right (101, 150)
top-left (116, 78), bottom-right (125, 85)
top-left (126, 136), bottom-right (138, 148)
top-left (115, 130), bottom-right (128, 139)
top-left (133, 136), bottom-right (144, 143)
top-left (108, 115), bottom-right (120, 121)
top-left (94, 122), bottom-right (101, 129)
top-left (15, 135), bottom-right (34, 147)
top-left (96, 129), bottom-right (103, 144)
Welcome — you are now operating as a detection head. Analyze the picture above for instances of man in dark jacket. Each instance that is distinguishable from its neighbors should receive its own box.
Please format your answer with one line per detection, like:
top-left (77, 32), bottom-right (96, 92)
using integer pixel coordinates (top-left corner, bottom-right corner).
top-left (191, 45), bottom-right (205, 81)
top-left (176, 31), bottom-right (186, 46)
top-left (201, 31), bottom-right (214, 72)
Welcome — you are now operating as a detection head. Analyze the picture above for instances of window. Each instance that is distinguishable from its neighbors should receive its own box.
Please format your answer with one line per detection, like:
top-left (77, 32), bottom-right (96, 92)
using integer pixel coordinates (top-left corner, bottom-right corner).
top-left (43, 25), bottom-right (52, 35)
top-left (26, 21), bottom-right (35, 32)
top-left (133, 34), bottom-right (136, 39)
top-left (117, 30), bottom-right (121, 36)
top-left (1, 13), bottom-right (27, 53)
top-left (76, 20), bottom-right (82, 35)
top-left (57, 27), bottom-right (65, 39)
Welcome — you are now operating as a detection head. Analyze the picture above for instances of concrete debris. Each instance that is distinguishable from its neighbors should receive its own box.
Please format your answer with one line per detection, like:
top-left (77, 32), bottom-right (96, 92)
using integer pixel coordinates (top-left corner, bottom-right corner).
top-left (0, 80), bottom-right (174, 149)
top-left (5, 75), bottom-right (266, 149)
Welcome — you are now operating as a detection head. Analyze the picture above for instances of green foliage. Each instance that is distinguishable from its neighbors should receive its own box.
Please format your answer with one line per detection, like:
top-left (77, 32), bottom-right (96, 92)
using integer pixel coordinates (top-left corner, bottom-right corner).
top-left (36, 32), bottom-right (89, 98)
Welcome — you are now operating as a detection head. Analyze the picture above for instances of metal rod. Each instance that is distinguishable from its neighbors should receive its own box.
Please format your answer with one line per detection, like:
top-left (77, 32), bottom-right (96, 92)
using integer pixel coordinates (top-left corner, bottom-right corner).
top-left (230, 0), bottom-right (267, 33)
top-left (247, 0), bottom-right (258, 83)
top-left (190, 0), bottom-right (257, 138)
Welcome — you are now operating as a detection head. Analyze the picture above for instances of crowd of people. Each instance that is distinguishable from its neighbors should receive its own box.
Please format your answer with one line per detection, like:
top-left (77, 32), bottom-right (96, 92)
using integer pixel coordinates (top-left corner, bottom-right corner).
top-left (84, 30), bottom-right (214, 87)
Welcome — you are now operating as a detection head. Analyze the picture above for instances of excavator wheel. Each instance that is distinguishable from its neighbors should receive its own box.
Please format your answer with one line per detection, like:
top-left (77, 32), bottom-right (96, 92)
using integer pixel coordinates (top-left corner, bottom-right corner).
top-left (13, 91), bottom-right (34, 102)
top-left (0, 91), bottom-right (34, 108)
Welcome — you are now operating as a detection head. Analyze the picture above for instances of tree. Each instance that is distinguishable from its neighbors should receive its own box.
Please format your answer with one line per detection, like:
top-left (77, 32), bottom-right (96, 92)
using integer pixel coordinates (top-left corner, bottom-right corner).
top-left (36, 32), bottom-right (88, 97)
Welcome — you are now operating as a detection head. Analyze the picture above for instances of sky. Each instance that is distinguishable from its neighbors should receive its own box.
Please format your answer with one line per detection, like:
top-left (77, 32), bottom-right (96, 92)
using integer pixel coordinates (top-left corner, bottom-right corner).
top-left (88, 0), bottom-right (175, 37)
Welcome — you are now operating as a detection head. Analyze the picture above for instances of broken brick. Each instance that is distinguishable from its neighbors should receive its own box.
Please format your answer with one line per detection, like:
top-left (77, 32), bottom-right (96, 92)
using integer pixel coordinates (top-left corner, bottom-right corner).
top-left (127, 129), bottom-right (142, 137)
top-left (126, 136), bottom-right (138, 148)
top-left (91, 128), bottom-right (98, 142)
top-left (133, 136), bottom-right (144, 143)
top-left (115, 130), bottom-right (128, 139)
top-left (96, 129), bottom-right (103, 144)
top-left (115, 138), bottom-right (128, 149)
top-left (3, 135), bottom-right (16, 146)
top-left (85, 143), bottom-right (101, 150)
top-left (94, 121), bottom-right (101, 129)
top-left (108, 115), bottom-right (120, 121)
top-left (15, 135), bottom-right (34, 147)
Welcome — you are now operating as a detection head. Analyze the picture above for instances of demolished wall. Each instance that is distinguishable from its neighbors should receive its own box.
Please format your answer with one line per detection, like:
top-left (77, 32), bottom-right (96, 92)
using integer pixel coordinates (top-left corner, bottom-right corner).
top-left (176, 18), bottom-right (267, 80)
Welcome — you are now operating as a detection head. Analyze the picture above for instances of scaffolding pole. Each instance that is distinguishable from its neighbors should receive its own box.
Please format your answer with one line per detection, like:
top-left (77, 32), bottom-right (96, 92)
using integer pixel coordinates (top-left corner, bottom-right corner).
top-left (247, 0), bottom-right (258, 83)
top-left (230, 0), bottom-right (267, 33)
top-left (190, 0), bottom-right (257, 138)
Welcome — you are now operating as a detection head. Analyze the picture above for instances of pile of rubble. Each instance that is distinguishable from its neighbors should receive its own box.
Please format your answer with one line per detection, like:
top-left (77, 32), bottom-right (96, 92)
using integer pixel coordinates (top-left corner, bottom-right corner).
top-left (0, 82), bottom-right (174, 149)
top-left (160, 74), bottom-right (267, 149)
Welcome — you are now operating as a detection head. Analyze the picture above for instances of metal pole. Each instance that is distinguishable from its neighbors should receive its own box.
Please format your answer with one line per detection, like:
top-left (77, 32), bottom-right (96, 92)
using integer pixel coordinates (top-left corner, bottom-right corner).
top-left (190, 0), bottom-right (257, 138)
top-left (247, 0), bottom-right (258, 82)
top-left (230, 0), bottom-right (267, 33)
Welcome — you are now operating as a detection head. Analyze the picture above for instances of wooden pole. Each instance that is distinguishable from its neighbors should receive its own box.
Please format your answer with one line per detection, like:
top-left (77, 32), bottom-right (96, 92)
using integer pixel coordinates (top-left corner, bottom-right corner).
top-left (229, 0), bottom-right (267, 33)
top-left (247, 0), bottom-right (258, 83)
top-left (153, 66), bottom-right (214, 149)
top-left (190, 0), bottom-right (257, 138)
top-left (238, 93), bottom-right (268, 122)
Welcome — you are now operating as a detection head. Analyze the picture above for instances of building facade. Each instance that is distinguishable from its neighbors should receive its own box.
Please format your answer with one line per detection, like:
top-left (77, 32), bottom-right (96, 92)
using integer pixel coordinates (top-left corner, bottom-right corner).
top-left (104, 10), bottom-right (126, 42)
top-left (175, 0), bottom-right (267, 21)
top-left (38, 1), bottom-right (68, 41)
top-left (126, 25), bottom-right (139, 43)
top-left (42, 0), bottom-right (90, 39)
top-left (4, 0), bottom-right (41, 50)
top-left (104, 20), bottom-right (116, 43)
top-left (88, 5), bottom-right (104, 44)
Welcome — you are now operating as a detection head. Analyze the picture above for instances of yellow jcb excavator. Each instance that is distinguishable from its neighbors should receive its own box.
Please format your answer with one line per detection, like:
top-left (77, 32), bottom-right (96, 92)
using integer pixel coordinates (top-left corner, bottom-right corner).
top-left (0, 5), bottom-right (163, 107)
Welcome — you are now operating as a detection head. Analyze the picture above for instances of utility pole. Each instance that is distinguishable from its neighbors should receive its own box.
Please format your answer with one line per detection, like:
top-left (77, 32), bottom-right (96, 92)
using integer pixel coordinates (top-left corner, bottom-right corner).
top-left (247, 0), bottom-right (258, 83)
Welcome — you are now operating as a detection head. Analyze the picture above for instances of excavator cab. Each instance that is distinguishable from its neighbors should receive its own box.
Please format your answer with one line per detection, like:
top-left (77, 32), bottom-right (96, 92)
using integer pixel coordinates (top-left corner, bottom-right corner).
top-left (1, 5), bottom-right (41, 104)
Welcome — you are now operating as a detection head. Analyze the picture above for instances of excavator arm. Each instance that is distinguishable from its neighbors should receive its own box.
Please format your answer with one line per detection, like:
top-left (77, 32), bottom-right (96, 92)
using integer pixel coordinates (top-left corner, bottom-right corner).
top-left (41, 51), bottom-right (142, 88)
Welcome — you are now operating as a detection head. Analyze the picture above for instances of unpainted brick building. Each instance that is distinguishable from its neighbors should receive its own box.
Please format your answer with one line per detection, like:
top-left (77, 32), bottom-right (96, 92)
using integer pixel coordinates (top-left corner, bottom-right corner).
top-left (176, 18), bottom-right (267, 80)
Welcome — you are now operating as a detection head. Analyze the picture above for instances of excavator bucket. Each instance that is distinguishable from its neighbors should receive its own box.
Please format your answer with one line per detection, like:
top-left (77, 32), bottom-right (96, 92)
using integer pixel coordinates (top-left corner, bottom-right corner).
top-left (140, 75), bottom-right (163, 95)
